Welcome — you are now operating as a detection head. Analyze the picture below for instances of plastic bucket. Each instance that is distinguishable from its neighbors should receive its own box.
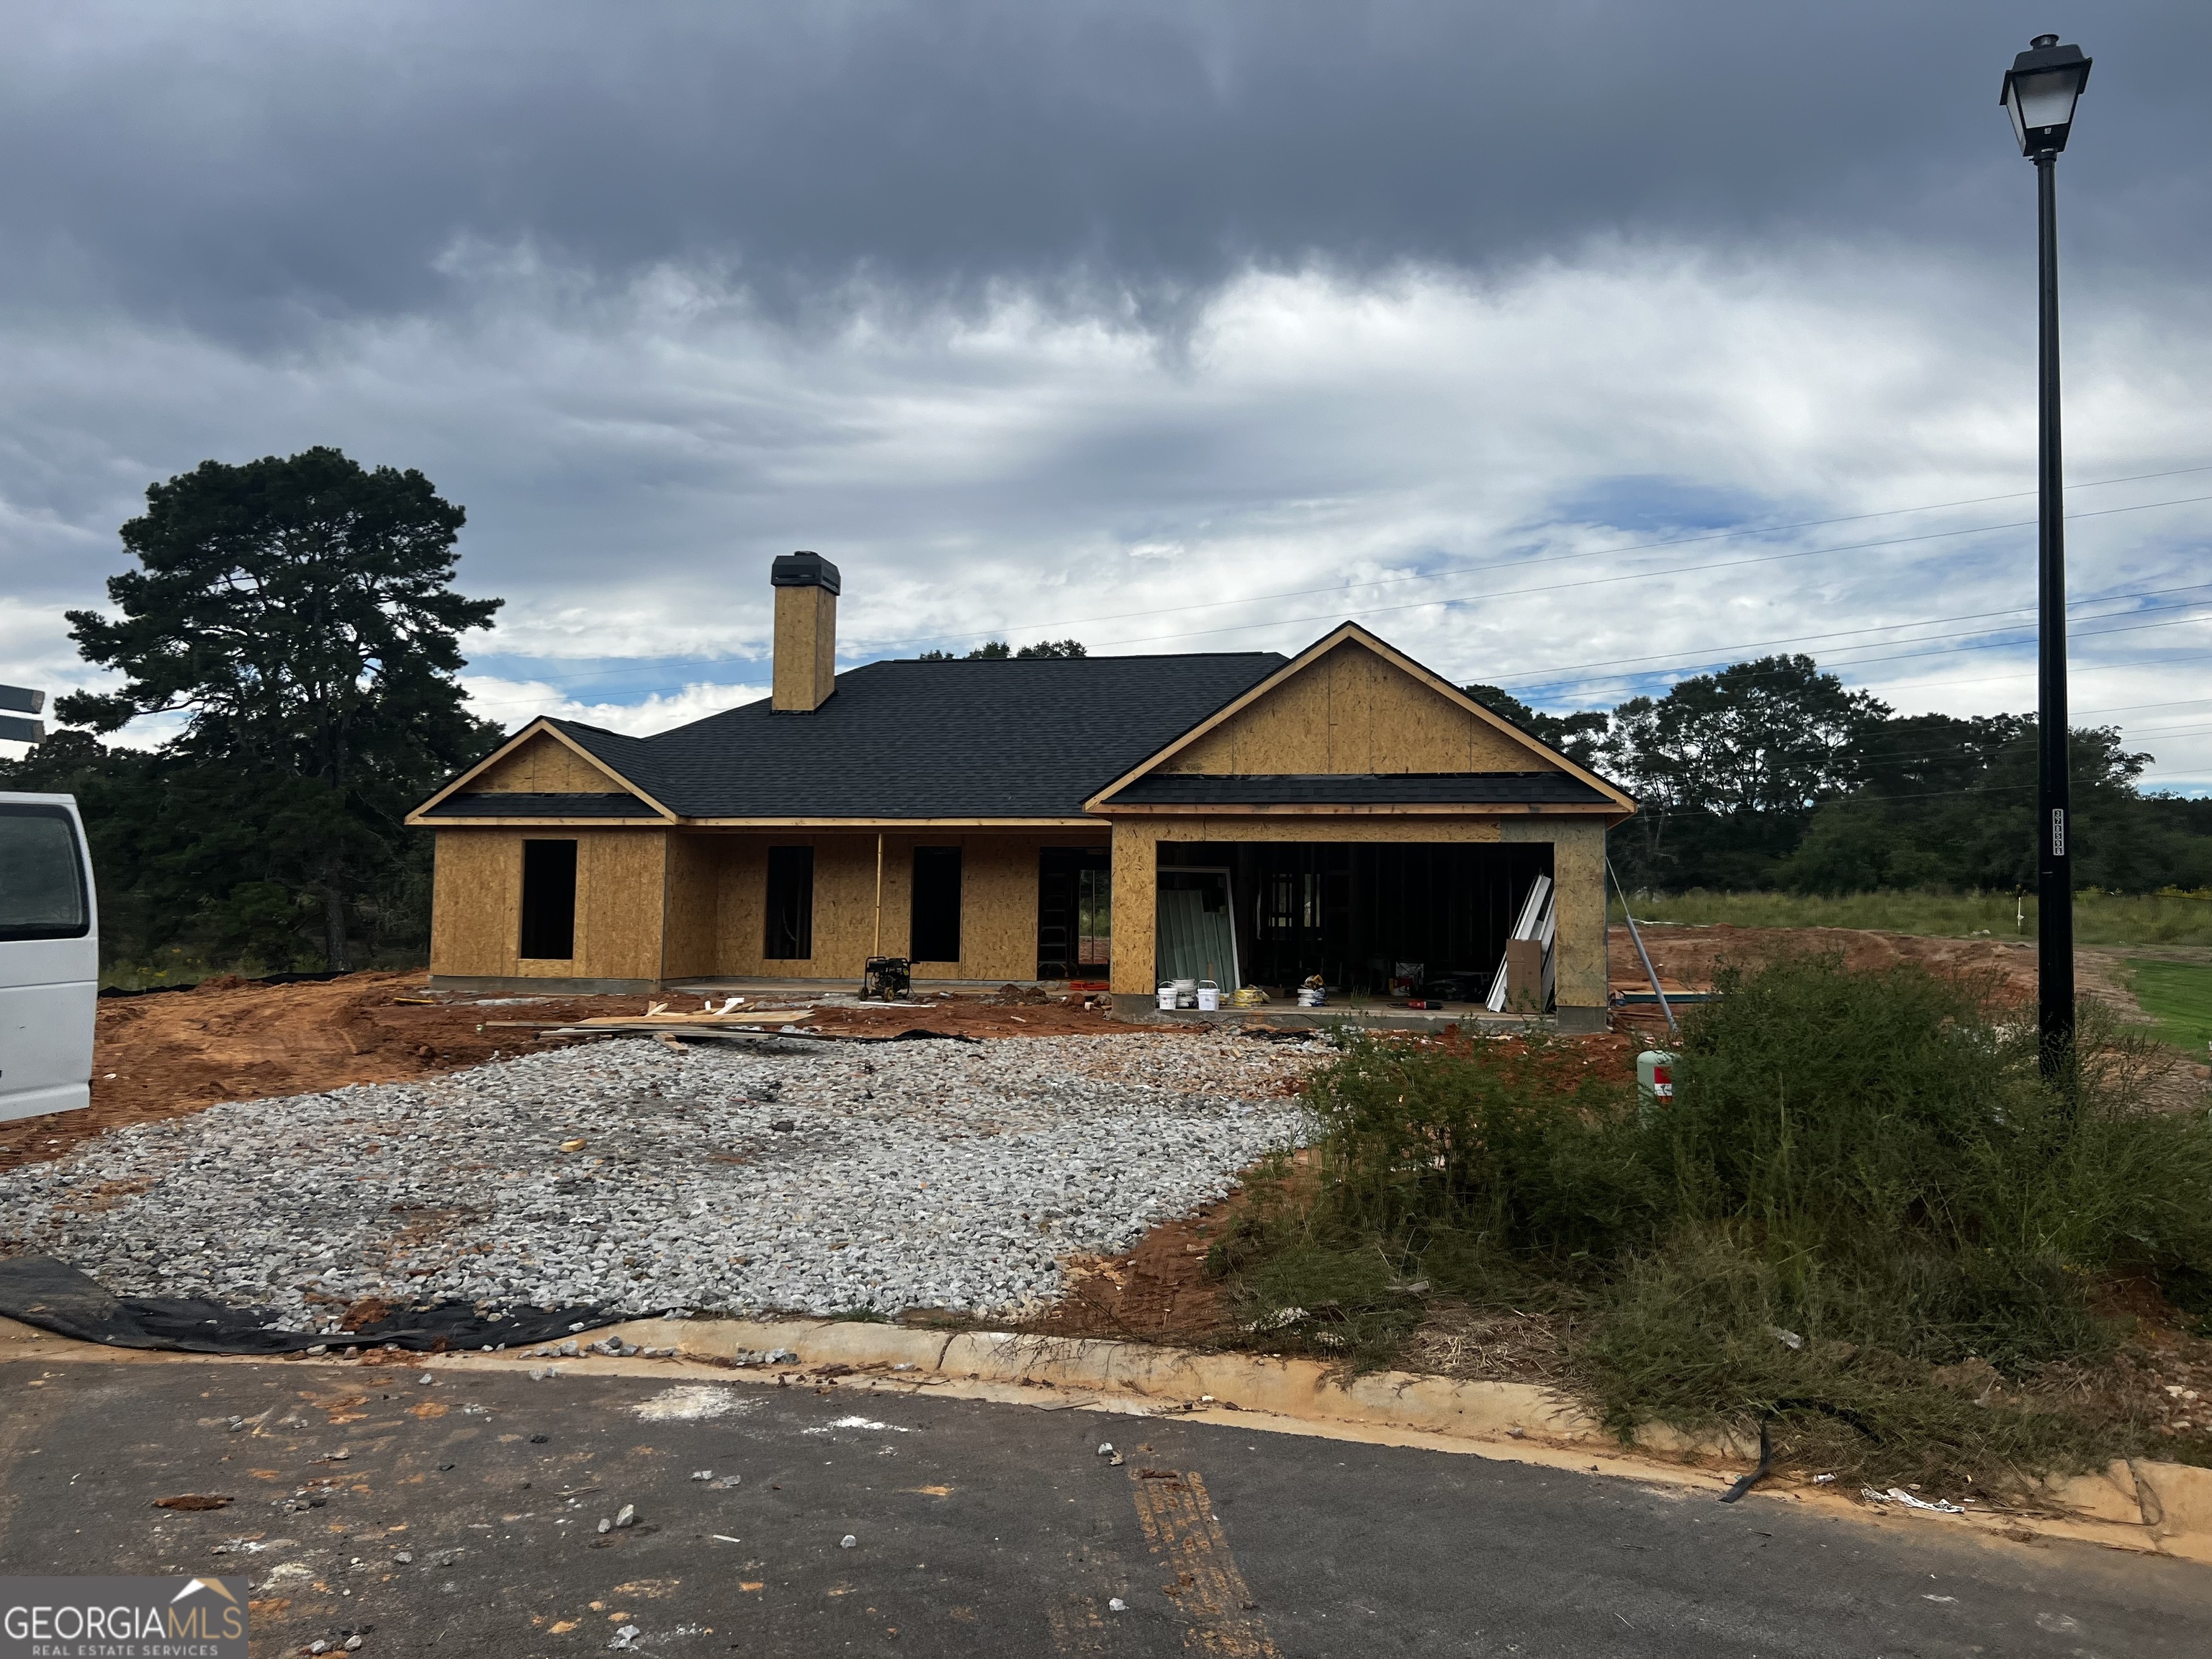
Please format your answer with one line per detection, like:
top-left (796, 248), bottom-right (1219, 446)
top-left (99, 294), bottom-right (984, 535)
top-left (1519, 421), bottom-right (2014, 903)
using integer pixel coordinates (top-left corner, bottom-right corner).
top-left (1156, 984), bottom-right (1179, 1011)
top-left (1196, 981), bottom-right (1220, 1012)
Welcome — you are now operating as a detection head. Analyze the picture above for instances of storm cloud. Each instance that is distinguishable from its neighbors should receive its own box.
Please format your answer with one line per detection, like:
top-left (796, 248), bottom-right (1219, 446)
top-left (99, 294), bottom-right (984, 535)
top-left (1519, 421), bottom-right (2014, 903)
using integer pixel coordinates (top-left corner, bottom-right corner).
top-left (2, 1), bottom-right (2208, 783)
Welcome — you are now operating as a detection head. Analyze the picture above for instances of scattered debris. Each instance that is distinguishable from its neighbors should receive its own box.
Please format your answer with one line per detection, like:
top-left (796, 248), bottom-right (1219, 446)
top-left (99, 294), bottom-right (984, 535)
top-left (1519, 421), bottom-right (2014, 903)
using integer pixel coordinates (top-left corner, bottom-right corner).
top-left (151, 1494), bottom-right (231, 1511)
top-left (613, 1504), bottom-right (637, 1529)
top-left (1861, 1485), bottom-right (1966, 1514)
top-left (634, 1385), bottom-right (750, 1422)
top-left (1766, 1326), bottom-right (1804, 1351)
top-left (840, 1534), bottom-right (857, 1549)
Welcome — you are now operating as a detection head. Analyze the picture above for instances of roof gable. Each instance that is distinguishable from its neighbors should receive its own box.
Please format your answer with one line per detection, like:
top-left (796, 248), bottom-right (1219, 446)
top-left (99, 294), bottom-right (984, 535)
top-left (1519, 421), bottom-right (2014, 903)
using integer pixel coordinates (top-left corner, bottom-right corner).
top-left (1088, 624), bottom-right (1636, 813)
top-left (407, 720), bottom-right (675, 824)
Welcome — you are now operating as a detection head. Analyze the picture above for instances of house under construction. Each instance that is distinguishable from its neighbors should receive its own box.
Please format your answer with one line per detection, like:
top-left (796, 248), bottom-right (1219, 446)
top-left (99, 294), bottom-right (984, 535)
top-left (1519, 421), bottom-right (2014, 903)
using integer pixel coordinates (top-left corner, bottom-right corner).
top-left (407, 553), bottom-right (1637, 1028)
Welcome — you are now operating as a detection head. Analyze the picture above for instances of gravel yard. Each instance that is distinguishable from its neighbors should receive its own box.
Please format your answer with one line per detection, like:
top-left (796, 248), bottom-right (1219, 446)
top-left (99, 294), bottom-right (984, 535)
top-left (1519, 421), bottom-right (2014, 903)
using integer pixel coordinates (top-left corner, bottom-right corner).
top-left (0, 1031), bottom-right (1322, 1331)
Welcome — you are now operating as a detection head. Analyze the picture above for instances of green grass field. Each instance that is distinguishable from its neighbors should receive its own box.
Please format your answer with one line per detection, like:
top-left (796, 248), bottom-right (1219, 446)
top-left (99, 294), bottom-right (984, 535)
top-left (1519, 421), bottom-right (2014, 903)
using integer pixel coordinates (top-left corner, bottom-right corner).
top-left (1609, 889), bottom-right (2212, 948)
top-left (2128, 961), bottom-right (2212, 1056)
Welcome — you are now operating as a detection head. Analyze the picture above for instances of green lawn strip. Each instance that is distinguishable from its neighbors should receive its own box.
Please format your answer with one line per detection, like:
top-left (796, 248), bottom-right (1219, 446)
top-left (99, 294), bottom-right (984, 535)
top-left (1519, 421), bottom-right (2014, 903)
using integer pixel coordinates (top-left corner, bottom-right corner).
top-left (2126, 960), bottom-right (2212, 1056)
top-left (1610, 888), bottom-right (2212, 948)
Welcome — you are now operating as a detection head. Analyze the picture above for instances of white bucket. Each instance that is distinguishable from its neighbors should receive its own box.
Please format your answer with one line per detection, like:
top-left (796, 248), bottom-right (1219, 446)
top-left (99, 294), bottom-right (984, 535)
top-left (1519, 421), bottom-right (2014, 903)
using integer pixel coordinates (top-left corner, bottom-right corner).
top-left (1196, 981), bottom-right (1220, 1012)
top-left (1156, 984), bottom-right (1179, 1011)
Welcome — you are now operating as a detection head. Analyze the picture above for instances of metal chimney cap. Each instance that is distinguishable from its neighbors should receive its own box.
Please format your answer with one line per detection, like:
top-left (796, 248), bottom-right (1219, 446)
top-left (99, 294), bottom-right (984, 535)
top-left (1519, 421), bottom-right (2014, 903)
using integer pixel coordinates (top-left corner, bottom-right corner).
top-left (770, 550), bottom-right (842, 594)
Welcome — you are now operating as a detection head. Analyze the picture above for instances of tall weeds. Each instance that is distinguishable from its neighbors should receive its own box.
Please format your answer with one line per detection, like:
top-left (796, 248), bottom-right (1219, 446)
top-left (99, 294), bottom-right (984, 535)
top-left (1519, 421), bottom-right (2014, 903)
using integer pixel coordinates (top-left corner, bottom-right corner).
top-left (1228, 955), bottom-right (2212, 1484)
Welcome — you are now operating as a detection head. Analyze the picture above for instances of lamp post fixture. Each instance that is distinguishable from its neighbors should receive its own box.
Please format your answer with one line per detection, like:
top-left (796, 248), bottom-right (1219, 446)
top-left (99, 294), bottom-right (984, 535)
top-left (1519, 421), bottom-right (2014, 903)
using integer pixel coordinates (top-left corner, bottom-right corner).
top-left (2000, 33), bottom-right (2092, 1076)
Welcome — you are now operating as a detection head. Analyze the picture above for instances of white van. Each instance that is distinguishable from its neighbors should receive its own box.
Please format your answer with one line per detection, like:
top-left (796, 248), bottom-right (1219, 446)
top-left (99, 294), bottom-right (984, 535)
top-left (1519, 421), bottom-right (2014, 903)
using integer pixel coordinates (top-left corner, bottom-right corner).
top-left (0, 792), bottom-right (97, 1121)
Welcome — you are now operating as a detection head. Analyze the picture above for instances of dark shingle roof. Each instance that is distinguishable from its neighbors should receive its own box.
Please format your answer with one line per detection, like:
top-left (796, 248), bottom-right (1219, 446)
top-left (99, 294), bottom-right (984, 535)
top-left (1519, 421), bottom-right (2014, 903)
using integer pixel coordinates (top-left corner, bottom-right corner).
top-left (425, 792), bottom-right (664, 819)
top-left (549, 653), bottom-right (1287, 819)
top-left (1110, 773), bottom-right (1609, 806)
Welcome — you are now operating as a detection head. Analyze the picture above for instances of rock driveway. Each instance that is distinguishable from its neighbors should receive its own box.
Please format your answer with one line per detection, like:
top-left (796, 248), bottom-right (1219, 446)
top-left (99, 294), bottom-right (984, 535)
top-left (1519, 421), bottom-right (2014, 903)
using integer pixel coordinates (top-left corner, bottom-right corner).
top-left (0, 1032), bottom-right (1321, 1330)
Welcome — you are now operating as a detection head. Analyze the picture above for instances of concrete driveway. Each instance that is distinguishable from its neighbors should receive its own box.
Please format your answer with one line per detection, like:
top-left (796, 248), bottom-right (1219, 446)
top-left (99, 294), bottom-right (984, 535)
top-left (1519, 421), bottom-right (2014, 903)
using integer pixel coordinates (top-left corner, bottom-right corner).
top-left (3, 1350), bottom-right (2209, 1658)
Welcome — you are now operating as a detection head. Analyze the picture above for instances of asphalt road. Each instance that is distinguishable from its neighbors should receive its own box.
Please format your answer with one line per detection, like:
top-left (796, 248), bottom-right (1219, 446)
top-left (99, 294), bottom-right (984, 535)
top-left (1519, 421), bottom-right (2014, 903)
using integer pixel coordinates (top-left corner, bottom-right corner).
top-left (3, 1356), bottom-right (2208, 1658)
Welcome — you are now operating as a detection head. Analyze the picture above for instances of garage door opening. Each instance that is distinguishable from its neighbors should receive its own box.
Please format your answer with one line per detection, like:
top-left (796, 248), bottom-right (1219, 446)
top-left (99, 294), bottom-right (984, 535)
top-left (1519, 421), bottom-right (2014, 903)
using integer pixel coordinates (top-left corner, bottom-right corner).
top-left (1157, 840), bottom-right (1552, 1003)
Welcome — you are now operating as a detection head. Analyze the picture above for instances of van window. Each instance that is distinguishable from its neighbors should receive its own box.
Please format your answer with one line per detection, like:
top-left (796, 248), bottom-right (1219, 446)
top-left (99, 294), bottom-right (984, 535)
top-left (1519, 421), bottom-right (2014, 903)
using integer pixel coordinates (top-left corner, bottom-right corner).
top-left (0, 804), bottom-right (89, 941)
top-left (519, 839), bottom-right (578, 959)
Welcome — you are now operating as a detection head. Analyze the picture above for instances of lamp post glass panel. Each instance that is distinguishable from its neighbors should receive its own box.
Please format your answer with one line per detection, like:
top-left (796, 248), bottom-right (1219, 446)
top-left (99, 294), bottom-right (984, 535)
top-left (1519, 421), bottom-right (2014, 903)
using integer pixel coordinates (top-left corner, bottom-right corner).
top-left (2000, 35), bottom-right (2092, 1073)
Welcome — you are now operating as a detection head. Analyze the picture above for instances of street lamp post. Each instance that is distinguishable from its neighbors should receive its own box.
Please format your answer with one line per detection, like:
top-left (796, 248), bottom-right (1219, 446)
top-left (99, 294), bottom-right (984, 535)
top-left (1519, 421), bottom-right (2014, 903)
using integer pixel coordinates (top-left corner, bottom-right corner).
top-left (2000, 34), bottom-right (2092, 1075)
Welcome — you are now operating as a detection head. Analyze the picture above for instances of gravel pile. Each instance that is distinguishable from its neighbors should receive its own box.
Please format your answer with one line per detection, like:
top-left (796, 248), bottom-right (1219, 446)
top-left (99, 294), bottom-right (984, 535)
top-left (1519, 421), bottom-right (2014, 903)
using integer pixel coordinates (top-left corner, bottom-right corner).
top-left (0, 1033), bottom-right (1322, 1329)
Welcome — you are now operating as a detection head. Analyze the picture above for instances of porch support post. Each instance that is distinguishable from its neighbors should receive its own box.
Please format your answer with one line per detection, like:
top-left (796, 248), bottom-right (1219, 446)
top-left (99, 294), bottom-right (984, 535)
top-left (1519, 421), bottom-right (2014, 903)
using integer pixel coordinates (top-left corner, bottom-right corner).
top-left (1107, 820), bottom-right (1159, 1002)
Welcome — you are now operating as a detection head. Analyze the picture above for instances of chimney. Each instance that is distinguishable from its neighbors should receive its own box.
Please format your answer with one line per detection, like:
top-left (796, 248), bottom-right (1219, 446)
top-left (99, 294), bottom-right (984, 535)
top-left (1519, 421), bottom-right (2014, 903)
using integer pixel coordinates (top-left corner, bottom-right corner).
top-left (770, 550), bottom-right (841, 712)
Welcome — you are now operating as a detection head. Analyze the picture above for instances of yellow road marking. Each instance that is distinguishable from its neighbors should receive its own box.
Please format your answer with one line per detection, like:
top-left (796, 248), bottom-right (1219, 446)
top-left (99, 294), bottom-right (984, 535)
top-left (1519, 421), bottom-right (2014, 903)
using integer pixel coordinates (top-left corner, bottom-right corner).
top-left (1127, 1467), bottom-right (1281, 1657)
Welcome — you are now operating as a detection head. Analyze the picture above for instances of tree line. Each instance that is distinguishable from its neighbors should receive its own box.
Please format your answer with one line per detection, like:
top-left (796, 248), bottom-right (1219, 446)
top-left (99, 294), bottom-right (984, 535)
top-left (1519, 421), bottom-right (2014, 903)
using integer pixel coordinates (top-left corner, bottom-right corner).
top-left (1468, 657), bottom-right (2212, 894)
top-left (8, 446), bottom-right (2204, 976)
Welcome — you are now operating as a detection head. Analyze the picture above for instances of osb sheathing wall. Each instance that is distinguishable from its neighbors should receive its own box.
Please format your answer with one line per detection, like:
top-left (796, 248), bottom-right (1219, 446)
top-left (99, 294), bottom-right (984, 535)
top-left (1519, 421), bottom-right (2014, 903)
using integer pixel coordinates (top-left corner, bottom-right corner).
top-left (429, 828), bottom-right (668, 982)
top-left (693, 832), bottom-right (1102, 982)
top-left (660, 832), bottom-right (726, 980)
top-left (469, 732), bottom-right (629, 794)
top-left (1104, 814), bottom-right (1609, 1014)
top-left (1163, 640), bottom-right (1547, 776)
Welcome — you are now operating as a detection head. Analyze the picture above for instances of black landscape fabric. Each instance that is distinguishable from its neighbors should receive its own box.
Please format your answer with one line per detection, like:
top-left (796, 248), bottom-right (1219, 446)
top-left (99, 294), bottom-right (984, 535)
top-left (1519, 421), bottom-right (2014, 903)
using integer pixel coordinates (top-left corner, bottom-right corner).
top-left (0, 1254), bottom-right (621, 1354)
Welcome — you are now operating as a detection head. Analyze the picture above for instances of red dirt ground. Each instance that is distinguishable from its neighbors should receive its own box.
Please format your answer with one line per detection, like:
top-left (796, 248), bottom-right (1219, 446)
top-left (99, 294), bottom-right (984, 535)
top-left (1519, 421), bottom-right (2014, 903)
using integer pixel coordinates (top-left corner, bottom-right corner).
top-left (1608, 922), bottom-right (2044, 1001)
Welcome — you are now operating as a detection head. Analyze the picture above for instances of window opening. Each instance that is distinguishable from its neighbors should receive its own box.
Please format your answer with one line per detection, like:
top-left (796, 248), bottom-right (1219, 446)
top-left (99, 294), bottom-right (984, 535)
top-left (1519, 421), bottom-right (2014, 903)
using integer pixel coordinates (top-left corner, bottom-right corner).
top-left (1075, 866), bottom-right (1112, 967)
top-left (765, 845), bottom-right (815, 960)
top-left (910, 845), bottom-right (962, 963)
top-left (519, 839), bottom-right (577, 960)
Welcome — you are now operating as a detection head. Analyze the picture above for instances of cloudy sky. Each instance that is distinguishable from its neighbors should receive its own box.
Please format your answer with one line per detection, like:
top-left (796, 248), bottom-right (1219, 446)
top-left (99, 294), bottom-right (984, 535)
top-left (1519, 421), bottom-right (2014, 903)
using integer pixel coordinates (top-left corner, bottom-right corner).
top-left (3, 1), bottom-right (2208, 790)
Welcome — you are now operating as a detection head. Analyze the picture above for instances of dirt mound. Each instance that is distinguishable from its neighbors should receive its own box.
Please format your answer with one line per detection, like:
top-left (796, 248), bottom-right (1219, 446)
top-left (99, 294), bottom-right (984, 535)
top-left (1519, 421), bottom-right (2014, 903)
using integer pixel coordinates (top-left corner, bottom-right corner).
top-left (1608, 922), bottom-right (2044, 1002)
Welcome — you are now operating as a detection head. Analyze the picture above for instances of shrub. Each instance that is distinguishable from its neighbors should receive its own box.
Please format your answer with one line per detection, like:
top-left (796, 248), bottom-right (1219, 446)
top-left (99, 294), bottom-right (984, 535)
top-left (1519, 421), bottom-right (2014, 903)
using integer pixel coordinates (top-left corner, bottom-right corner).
top-left (1228, 955), bottom-right (2212, 1483)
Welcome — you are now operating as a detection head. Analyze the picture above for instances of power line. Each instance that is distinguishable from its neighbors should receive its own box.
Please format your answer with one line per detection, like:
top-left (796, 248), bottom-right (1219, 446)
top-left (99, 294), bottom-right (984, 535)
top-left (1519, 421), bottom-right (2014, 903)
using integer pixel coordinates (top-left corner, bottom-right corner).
top-left (848, 460), bottom-right (2212, 652)
top-left (1490, 591), bottom-right (2212, 698)
top-left (1055, 493), bottom-right (2212, 654)
top-left (462, 475), bottom-right (2212, 699)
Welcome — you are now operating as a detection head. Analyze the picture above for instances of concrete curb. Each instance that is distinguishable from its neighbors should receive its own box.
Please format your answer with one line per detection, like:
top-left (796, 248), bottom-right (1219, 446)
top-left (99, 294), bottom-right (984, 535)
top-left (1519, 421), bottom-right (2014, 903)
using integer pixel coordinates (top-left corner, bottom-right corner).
top-left (561, 1316), bottom-right (2212, 1567)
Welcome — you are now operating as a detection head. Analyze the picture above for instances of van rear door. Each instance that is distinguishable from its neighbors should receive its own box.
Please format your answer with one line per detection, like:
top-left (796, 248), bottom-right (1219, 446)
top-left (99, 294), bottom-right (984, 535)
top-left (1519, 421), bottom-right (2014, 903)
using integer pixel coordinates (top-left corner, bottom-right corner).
top-left (0, 795), bottom-right (98, 1121)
